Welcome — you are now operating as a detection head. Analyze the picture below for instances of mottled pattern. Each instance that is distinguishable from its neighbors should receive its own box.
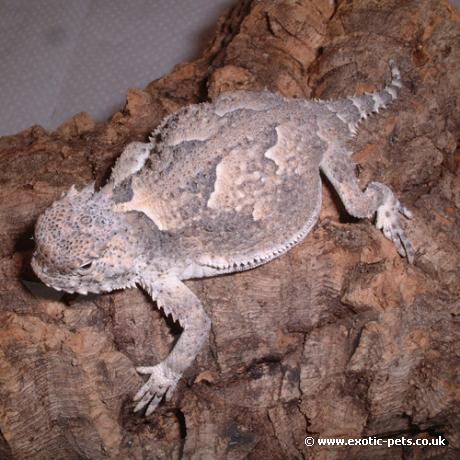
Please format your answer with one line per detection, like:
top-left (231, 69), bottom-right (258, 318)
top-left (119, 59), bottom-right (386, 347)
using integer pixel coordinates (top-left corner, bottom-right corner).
top-left (32, 61), bottom-right (414, 416)
top-left (123, 96), bottom-right (323, 270)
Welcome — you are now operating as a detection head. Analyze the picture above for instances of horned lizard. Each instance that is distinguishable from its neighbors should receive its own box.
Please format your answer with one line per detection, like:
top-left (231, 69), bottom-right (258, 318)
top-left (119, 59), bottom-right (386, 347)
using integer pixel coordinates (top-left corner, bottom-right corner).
top-left (32, 60), bottom-right (414, 416)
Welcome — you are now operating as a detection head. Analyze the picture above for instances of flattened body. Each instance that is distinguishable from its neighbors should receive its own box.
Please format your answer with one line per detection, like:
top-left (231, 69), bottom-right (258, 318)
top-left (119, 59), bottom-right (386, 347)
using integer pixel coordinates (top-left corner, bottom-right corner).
top-left (115, 92), bottom-right (327, 273)
top-left (31, 61), bottom-right (414, 417)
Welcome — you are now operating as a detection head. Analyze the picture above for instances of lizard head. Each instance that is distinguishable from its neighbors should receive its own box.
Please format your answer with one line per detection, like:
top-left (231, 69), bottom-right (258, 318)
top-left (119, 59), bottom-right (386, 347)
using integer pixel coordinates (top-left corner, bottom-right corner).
top-left (32, 183), bottom-right (141, 295)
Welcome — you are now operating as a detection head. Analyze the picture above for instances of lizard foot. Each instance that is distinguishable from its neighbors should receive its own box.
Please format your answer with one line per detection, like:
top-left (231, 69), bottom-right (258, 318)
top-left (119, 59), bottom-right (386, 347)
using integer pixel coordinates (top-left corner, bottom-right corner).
top-left (372, 183), bottom-right (414, 263)
top-left (133, 362), bottom-right (181, 416)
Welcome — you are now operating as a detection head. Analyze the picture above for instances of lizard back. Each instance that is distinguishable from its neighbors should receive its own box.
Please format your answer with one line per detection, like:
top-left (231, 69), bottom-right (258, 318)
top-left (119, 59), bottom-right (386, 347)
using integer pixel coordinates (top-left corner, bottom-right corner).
top-left (115, 91), bottom-right (325, 273)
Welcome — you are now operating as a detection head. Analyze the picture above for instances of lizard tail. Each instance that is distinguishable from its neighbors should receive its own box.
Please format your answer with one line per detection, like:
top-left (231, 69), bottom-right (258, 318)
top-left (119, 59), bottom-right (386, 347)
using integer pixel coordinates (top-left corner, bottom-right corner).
top-left (329, 60), bottom-right (402, 136)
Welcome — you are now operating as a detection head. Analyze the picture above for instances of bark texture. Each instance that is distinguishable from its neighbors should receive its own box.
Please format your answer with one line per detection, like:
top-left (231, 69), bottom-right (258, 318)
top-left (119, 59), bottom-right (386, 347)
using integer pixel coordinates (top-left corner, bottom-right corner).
top-left (0, 0), bottom-right (459, 459)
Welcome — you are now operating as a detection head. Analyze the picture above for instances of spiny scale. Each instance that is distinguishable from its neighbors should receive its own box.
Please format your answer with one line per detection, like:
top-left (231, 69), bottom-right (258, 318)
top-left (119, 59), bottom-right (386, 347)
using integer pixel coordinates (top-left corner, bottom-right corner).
top-left (31, 60), bottom-right (414, 416)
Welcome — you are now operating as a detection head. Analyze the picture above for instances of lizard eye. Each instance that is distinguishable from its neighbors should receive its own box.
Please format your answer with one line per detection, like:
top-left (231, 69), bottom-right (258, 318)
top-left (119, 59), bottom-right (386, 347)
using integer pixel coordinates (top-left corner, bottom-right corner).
top-left (79, 261), bottom-right (93, 270)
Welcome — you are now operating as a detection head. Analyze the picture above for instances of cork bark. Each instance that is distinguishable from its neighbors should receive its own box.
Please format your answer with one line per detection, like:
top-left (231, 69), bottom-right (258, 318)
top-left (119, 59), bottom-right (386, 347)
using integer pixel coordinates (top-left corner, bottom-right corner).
top-left (0, 0), bottom-right (459, 459)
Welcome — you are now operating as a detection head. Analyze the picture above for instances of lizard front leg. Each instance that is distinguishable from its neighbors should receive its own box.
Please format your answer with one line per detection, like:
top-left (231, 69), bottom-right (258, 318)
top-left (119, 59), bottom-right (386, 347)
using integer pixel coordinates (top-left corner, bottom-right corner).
top-left (108, 141), bottom-right (152, 187)
top-left (134, 274), bottom-right (211, 415)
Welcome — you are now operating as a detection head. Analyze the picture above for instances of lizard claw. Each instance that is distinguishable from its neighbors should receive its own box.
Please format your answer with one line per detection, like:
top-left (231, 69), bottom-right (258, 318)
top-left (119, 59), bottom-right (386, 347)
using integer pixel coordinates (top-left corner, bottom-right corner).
top-left (375, 193), bottom-right (414, 263)
top-left (133, 362), bottom-right (181, 416)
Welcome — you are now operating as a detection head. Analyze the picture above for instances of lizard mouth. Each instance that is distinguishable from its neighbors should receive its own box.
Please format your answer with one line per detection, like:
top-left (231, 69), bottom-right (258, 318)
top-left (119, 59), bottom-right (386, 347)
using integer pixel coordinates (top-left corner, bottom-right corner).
top-left (31, 256), bottom-right (82, 294)
top-left (31, 253), bottom-right (138, 296)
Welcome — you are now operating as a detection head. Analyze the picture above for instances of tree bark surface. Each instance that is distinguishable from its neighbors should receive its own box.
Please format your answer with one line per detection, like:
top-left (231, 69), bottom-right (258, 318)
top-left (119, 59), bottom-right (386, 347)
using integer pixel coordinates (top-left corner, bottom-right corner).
top-left (0, 1), bottom-right (459, 459)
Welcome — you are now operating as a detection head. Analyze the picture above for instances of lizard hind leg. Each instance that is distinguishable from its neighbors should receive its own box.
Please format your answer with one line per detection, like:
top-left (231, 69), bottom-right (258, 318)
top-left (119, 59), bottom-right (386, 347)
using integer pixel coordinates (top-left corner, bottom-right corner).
top-left (320, 146), bottom-right (414, 263)
top-left (372, 182), bottom-right (414, 262)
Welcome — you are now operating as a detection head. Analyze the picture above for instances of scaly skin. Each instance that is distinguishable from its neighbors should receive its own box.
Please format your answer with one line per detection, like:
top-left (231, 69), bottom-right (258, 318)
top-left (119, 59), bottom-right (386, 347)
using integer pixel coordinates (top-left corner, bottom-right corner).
top-left (32, 61), bottom-right (414, 415)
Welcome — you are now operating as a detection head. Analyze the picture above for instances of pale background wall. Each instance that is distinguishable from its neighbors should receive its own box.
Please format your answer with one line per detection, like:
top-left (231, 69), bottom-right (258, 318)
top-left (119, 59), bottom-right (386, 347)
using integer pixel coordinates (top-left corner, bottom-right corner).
top-left (0, 0), bottom-right (234, 136)
top-left (0, 0), bottom-right (458, 136)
